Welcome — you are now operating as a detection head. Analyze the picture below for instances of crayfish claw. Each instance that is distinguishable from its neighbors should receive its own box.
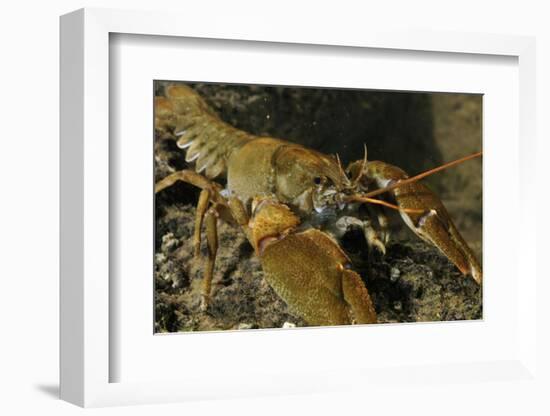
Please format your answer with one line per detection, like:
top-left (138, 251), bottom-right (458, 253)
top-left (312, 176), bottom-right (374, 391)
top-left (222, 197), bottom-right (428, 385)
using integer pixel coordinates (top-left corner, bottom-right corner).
top-left (398, 192), bottom-right (482, 284)
top-left (365, 160), bottom-right (482, 285)
top-left (242, 201), bottom-right (378, 326)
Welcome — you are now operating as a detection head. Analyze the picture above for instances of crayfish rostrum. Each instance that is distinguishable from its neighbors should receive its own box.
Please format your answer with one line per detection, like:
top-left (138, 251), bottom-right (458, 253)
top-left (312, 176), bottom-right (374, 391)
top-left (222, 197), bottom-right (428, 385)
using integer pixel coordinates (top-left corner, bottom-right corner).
top-left (154, 83), bottom-right (482, 330)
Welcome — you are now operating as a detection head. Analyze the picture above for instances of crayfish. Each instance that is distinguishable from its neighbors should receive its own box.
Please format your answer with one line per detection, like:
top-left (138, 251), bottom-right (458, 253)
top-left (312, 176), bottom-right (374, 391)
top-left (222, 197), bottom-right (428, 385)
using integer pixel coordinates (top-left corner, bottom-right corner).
top-left (155, 84), bottom-right (482, 327)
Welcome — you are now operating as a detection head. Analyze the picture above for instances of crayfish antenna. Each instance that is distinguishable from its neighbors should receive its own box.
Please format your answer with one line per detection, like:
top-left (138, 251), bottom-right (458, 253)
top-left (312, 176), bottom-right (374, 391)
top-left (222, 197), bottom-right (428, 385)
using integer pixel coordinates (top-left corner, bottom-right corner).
top-left (334, 153), bottom-right (351, 187)
top-left (346, 195), bottom-right (424, 214)
top-left (362, 151), bottom-right (482, 199)
top-left (351, 144), bottom-right (368, 186)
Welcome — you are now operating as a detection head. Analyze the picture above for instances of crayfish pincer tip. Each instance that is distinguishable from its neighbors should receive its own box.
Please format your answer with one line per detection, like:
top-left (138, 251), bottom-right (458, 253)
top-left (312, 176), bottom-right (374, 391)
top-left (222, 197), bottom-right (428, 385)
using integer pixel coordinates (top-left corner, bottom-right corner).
top-left (471, 266), bottom-right (482, 285)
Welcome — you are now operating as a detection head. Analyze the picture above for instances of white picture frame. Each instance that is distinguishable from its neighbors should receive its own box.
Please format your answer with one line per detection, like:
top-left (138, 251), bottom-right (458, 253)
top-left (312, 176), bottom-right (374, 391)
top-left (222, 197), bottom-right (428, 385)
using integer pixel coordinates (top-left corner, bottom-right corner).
top-left (60, 7), bottom-right (537, 408)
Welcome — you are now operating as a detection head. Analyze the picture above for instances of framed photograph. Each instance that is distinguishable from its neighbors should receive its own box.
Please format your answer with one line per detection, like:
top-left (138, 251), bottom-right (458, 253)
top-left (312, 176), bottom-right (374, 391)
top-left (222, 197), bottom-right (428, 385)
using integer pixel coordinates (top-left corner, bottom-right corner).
top-left (60, 8), bottom-right (537, 407)
top-left (153, 80), bottom-right (483, 333)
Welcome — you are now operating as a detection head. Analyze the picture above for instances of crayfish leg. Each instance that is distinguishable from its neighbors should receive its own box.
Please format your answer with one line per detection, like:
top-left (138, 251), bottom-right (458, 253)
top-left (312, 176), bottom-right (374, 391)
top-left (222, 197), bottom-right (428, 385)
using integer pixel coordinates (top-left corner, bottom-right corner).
top-left (201, 207), bottom-right (219, 311)
top-left (372, 206), bottom-right (390, 245)
top-left (362, 219), bottom-right (387, 255)
top-left (155, 169), bottom-right (232, 309)
top-left (333, 216), bottom-right (386, 255)
top-left (193, 189), bottom-right (211, 258)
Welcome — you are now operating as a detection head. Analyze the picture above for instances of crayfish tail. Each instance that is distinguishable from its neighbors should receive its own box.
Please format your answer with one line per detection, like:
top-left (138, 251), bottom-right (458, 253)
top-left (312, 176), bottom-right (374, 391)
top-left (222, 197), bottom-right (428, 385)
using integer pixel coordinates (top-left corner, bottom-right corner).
top-left (155, 84), bottom-right (256, 179)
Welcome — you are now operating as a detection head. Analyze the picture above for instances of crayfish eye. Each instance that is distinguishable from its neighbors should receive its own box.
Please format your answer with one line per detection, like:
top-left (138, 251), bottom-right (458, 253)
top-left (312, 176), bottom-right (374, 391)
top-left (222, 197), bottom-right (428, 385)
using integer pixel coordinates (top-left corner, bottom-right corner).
top-left (313, 176), bottom-right (322, 185)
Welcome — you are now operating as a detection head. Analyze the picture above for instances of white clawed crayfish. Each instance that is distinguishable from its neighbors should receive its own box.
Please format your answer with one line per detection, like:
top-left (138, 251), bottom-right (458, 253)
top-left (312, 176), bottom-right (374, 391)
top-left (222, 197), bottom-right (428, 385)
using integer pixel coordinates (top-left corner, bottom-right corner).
top-left (155, 85), bottom-right (482, 326)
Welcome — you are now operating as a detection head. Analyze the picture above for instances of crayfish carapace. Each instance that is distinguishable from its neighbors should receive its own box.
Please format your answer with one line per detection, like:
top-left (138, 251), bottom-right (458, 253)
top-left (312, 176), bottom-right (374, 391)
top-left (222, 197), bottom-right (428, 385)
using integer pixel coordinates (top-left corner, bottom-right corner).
top-left (155, 84), bottom-right (482, 327)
